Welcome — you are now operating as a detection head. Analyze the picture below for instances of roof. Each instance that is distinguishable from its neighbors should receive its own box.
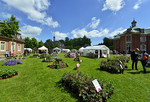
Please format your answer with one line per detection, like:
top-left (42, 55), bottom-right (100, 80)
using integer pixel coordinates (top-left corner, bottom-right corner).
top-left (84, 45), bottom-right (109, 50)
top-left (114, 21), bottom-right (150, 39)
top-left (38, 46), bottom-right (48, 50)
top-left (53, 47), bottom-right (60, 50)
top-left (114, 27), bottom-right (150, 39)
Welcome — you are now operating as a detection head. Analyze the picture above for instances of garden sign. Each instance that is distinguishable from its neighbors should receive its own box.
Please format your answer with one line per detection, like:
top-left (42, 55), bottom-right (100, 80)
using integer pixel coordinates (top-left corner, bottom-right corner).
top-left (92, 79), bottom-right (102, 92)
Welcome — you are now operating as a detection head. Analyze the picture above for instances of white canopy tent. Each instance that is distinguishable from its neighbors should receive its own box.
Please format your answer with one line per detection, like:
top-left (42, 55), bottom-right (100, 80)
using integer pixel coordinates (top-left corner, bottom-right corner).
top-left (79, 47), bottom-right (85, 53)
top-left (62, 49), bottom-right (70, 53)
top-left (24, 48), bottom-right (32, 52)
top-left (83, 45), bottom-right (110, 58)
top-left (38, 46), bottom-right (48, 53)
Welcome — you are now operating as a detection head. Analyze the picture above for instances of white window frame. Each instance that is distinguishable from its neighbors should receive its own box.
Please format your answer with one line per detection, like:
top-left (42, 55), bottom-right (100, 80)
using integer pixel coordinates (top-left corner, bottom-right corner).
top-left (140, 44), bottom-right (146, 51)
top-left (18, 44), bottom-right (21, 51)
top-left (1, 42), bottom-right (5, 51)
top-left (126, 35), bottom-right (131, 42)
top-left (140, 37), bottom-right (146, 42)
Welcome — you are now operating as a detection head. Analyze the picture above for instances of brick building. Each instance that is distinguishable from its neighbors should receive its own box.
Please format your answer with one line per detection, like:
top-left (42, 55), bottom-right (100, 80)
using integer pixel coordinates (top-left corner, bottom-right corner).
top-left (113, 20), bottom-right (150, 54)
top-left (0, 22), bottom-right (24, 57)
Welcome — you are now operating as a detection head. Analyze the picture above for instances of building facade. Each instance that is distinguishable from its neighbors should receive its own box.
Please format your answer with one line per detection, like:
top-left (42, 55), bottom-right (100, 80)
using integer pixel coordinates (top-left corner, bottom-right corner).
top-left (113, 20), bottom-right (150, 53)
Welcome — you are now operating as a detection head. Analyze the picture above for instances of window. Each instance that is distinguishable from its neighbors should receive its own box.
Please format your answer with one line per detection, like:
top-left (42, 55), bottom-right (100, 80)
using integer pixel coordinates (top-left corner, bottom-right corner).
top-left (126, 35), bottom-right (131, 42)
top-left (17, 34), bottom-right (20, 39)
top-left (140, 44), bottom-right (146, 51)
top-left (1, 42), bottom-right (5, 51)
top-left (18, 44), bottom-right (21, 51)
top-left (140, 37), bottom-right (146, 42)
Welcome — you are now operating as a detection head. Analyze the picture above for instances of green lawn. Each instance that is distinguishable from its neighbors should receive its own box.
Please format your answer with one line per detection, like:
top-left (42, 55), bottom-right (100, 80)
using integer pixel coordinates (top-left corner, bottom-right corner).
top-left (0, 54), bottom-right (150, 102)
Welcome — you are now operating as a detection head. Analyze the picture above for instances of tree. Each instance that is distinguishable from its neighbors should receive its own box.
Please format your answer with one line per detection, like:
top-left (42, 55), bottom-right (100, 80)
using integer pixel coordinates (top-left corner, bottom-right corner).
top-left (38, 40), bottom-right (44, 47)
top-left (50, 43), bottom-right (55, 49)
top-left (56, 43), bottom-right (60, 48)
top-left (65, 37), bottom-right (69, 46)
top-left (31, 38), bottom-right (38, 48)
top-left (59, 40), bottom-right (65, 44)
top-left (45, 43), bottom-right (51, 49)
top-left (98, 37), bottom-right (113, 50)
top-left (24, 37), bottom-right (32, 48)
top-left (0, 15), bottom-right (20, 38)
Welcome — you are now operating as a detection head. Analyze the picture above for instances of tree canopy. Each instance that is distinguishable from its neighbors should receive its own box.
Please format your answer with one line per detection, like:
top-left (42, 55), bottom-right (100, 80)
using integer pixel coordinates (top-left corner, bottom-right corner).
top-left (0, 15), bottom-right (20, 38)
top-left (98, 37), bottom-right (113, 50)
top-left (63, 35), bottom-right (91, 49)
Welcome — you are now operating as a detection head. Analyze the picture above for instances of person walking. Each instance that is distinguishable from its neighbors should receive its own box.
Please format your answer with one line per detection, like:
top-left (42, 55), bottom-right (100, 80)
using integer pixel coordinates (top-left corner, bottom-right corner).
top-left (140, 50), bottom-right (149, 73)
top-left (131, 48), bottom-right (139, 70)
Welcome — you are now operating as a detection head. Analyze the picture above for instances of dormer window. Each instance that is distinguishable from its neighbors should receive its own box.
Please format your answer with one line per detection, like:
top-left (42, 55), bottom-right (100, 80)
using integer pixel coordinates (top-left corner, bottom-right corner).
top-left (17, 34), bottom-right (20, 39)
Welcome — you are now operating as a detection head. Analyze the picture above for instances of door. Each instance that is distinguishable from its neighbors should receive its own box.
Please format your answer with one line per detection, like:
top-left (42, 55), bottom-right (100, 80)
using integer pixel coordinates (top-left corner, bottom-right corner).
top-left (11, 42), bottom-right (15, 54)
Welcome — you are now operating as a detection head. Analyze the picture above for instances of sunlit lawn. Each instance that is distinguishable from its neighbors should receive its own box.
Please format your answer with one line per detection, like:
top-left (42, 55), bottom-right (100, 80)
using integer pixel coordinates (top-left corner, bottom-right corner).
top-left (0, 53), bottom-right (150, 102)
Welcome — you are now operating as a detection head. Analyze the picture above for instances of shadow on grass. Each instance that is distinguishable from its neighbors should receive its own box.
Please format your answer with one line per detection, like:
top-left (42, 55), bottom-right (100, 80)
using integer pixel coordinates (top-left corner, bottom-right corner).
top-left (73, 67), bottom-right (77, 70)
top-left (125, 69), bottom-right (133, 71)
top-left (127, 71), bottom-right (150, 74)
top-left (55, 81), bottom-right (83, 102)
top-left (96, 68), bottom-right (122, 74)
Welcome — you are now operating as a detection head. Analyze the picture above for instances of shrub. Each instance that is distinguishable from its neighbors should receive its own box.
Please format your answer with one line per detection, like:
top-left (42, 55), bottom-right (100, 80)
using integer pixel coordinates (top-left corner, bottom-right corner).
top-left (61, 72), bottom-right (114, 102)
top-left (40, 53), bottom-right (49, 58)
top-left (100, 56), bottom-right (129, 74)
top-left (48, 58), bottom-right (68, 69)
top-left (42, 55), bottom-right (54, 62)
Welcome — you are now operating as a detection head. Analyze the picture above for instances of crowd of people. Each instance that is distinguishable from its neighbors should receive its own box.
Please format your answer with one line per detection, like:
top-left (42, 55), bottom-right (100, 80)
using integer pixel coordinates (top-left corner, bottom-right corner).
top-left (131, 48), bottom-right (149, 73)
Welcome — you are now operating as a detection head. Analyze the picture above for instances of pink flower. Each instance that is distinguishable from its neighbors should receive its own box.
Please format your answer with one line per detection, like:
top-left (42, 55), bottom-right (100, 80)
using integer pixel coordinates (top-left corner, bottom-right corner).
top-left (98, 88), bottom-right (101, 91)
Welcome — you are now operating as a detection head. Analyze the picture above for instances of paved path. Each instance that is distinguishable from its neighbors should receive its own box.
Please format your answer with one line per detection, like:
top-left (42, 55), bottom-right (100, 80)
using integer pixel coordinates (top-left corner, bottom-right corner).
top-left (0, 57), bottom-right (6, 61)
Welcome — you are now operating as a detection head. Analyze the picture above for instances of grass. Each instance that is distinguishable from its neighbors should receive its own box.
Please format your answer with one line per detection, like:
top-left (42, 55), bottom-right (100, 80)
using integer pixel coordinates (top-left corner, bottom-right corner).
top-left (0, 54), bottom-right (150, 102)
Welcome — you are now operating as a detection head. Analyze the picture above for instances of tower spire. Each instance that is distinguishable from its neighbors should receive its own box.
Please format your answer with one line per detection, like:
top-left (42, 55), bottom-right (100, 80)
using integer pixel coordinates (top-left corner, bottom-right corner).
top-left (131, 19), bottom-right (137, 27)
top-left (53, 33), bottom-right (55, 42)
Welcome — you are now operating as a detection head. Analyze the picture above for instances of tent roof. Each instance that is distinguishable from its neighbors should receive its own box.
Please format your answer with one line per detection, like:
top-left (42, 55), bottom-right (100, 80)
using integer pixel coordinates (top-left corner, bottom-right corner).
top-left (62, 49), bottom-right (70, 51)
top-left (38, 46), bottom-right (48, 50)
top-left (53, 47), bottom-right (60, 50)
top-left (84, 45), bottom-right (109, 50)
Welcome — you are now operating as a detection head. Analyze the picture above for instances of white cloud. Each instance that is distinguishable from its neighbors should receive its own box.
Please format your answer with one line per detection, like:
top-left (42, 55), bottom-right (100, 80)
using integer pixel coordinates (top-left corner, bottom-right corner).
top-left (108, 27), bottom-right (126, 37)
top-left (20, 25), bottom-right (42, 38)
top-left (53, 31), bottom-right (68, 40)
top-left (88, 17), bottom-right (100, 29)
top-left (133, 0), bottom-right (142, 10)
top-left (2, 0), bottom-right (59, 28)
top-left (71, 28), bottom-right (109, 38)
top-left (0, 12), bottom-right (21, 21)
top-left (102, 0), bottom-right (125, 12)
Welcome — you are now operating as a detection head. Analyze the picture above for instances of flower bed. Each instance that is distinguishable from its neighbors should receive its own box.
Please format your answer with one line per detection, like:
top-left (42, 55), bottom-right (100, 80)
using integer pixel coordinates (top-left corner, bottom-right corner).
top-left (61, 72), bottom-right (114, 102)
top-left (100, 56), bottom-right (128, 73)
top-left (0, 69), bottom-right (18, 80)
top-left (2, 60), bottom-right (23, 66)
top-left (48, 58), bottom-right (69, 69)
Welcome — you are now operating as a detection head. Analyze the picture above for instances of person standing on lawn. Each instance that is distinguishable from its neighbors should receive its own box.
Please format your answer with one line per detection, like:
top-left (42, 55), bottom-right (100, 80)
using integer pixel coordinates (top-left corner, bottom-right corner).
top-left (140, 50), bottom-right (149, 73)
top-left (131, 48), bottom-right (140, 70)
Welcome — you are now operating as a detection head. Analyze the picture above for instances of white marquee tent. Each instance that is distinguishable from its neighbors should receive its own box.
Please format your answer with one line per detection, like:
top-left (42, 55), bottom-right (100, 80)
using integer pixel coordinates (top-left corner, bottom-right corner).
top-left (79, 47), bottom-right (85, 53)
top-left (38, 46), bottom-right (48, 53)
top-left (83, 45), bottom-right (110, 58)
top-left (24, 48), bottom-right (32, 52)
top-left (62, 49), bottom-right (70, 53)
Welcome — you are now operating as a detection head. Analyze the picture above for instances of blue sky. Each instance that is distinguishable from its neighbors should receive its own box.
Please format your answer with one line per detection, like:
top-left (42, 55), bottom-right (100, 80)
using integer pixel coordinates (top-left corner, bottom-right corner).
top-left (0, 0), bottom-right (150, 45)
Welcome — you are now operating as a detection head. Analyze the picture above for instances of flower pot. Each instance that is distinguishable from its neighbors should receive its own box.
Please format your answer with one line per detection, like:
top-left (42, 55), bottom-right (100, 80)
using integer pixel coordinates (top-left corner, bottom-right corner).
top-left (0, 77), bottom-right (2, 80)
top-left (11, 76), bottom-right (14, 78)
